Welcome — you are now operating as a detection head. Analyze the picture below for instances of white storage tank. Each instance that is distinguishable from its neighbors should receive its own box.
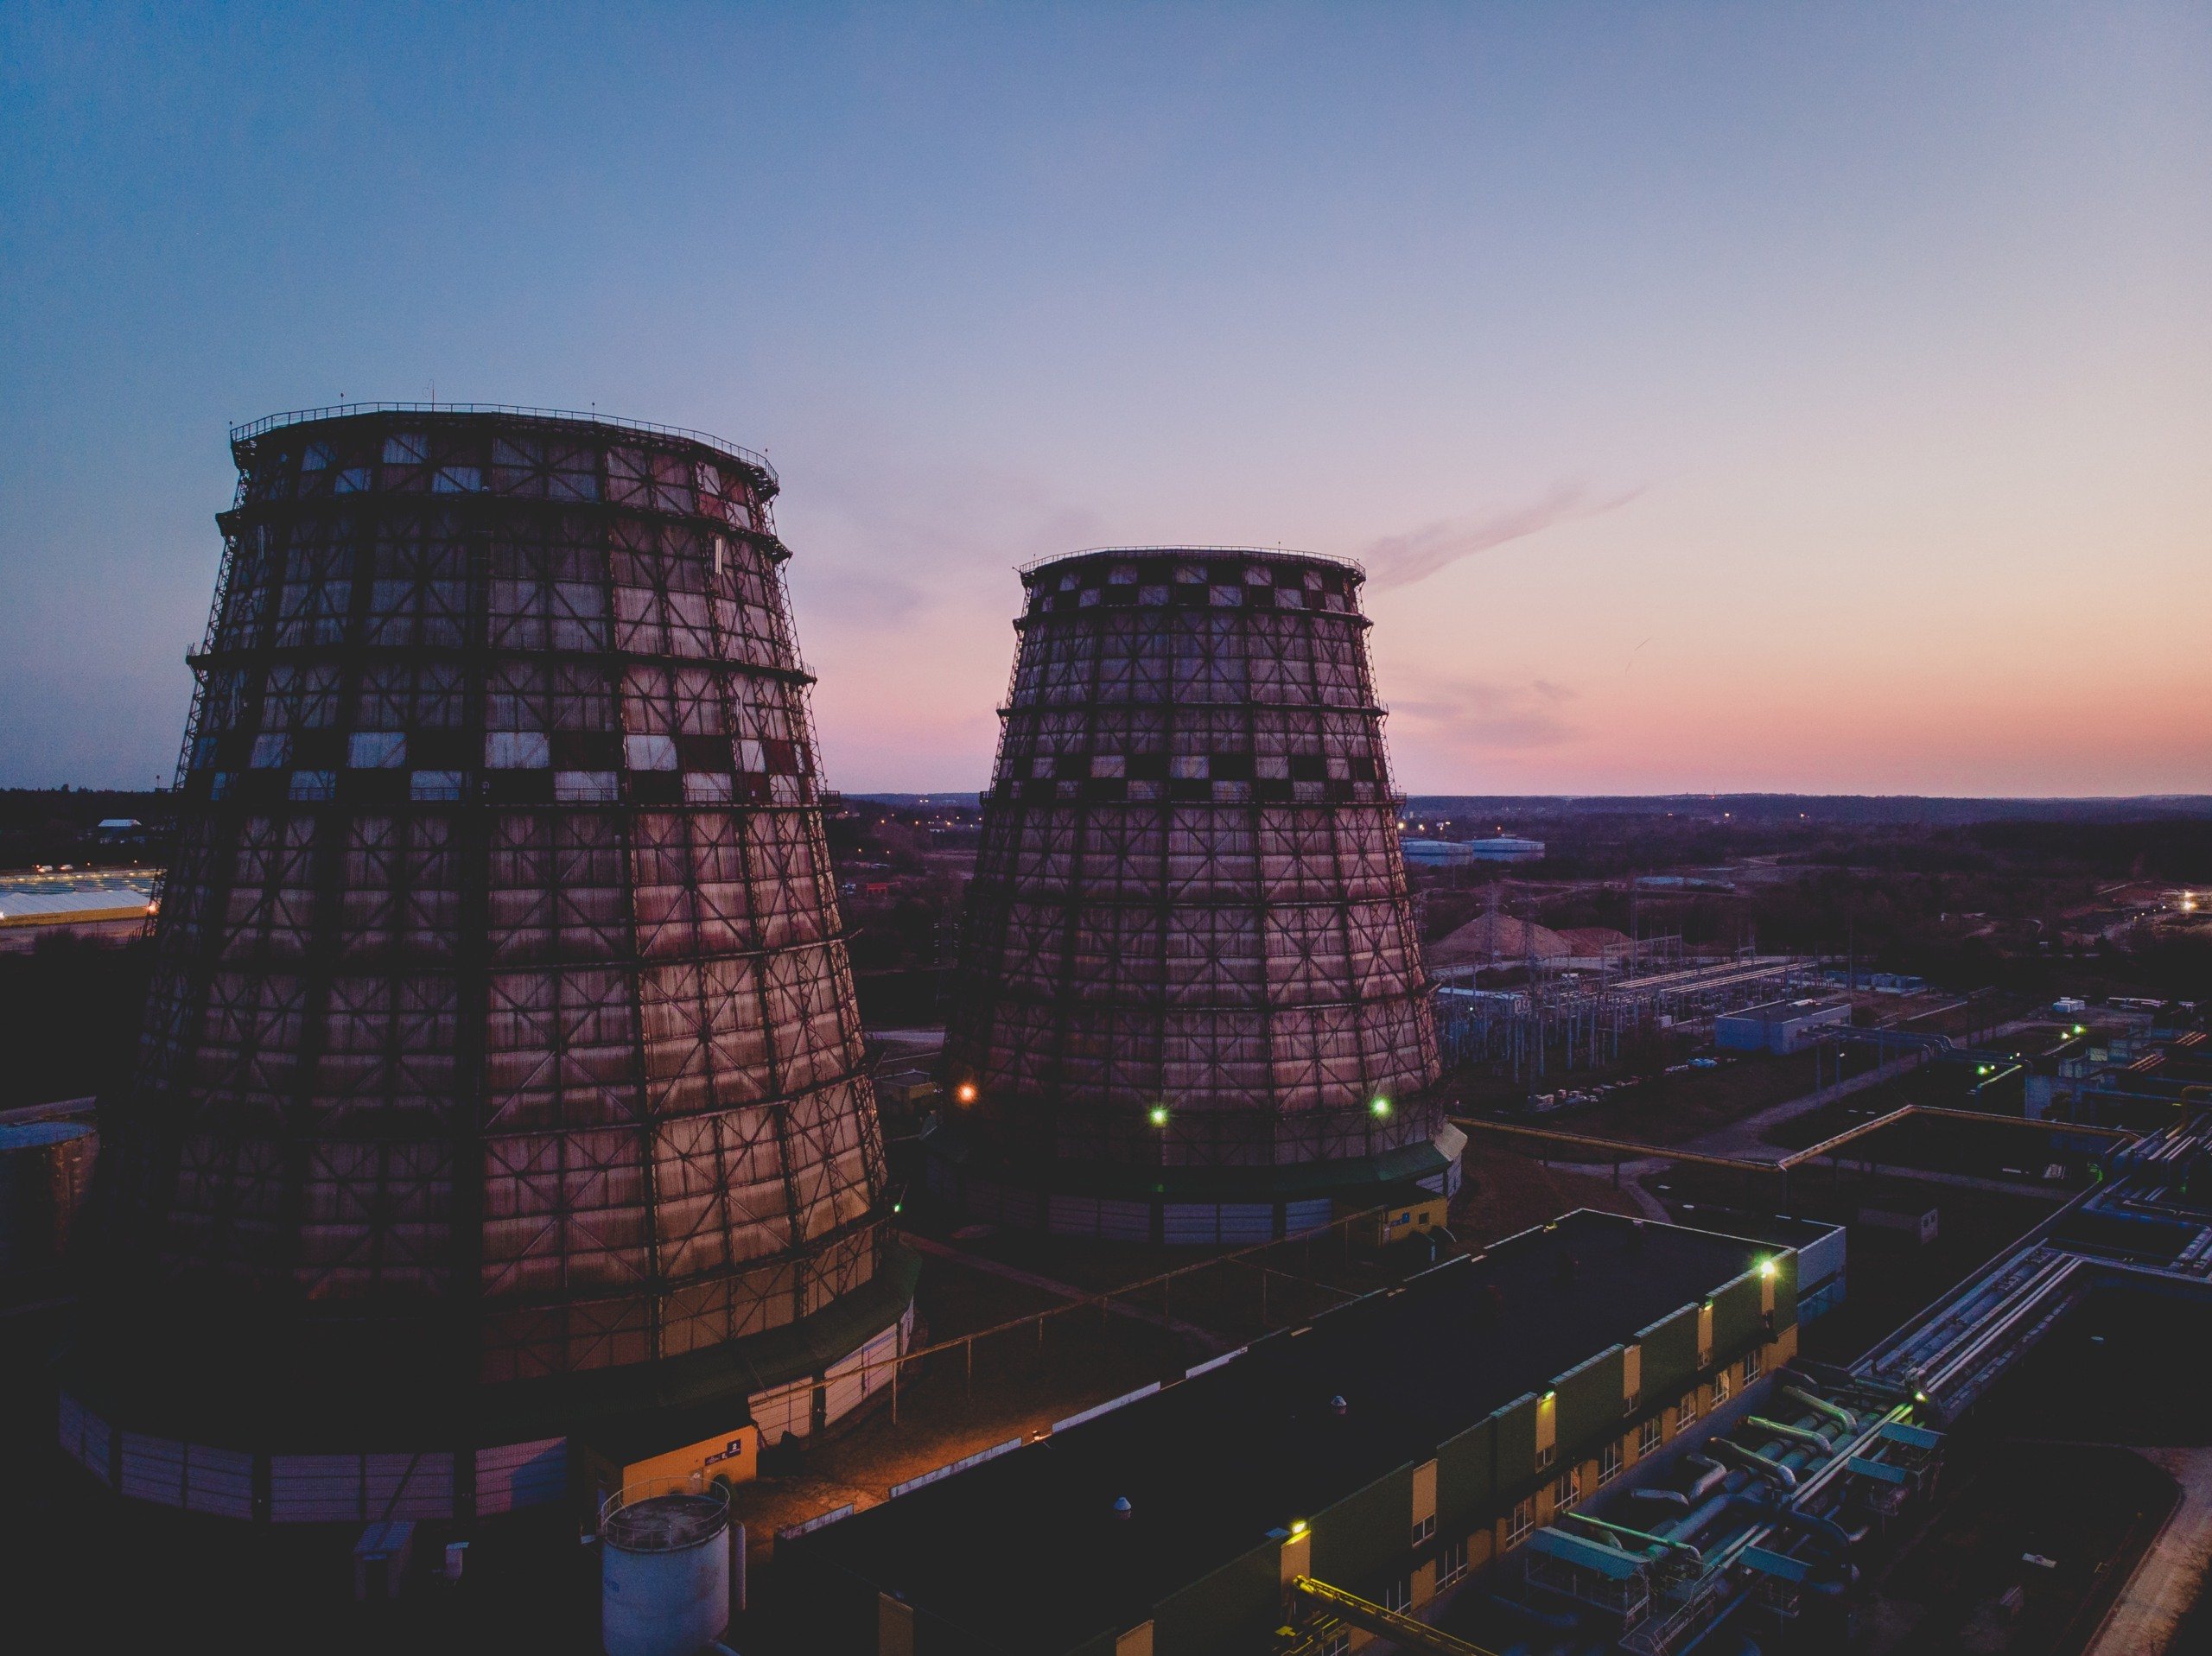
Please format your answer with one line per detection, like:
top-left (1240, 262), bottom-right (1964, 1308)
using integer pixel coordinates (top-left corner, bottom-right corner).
top-left (601, 1478), bottom-right (731, 1656)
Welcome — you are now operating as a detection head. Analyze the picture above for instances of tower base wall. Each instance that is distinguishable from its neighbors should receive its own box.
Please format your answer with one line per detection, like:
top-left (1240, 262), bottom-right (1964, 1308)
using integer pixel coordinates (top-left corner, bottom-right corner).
top-left (55, 1250), bottom-right (919, 1524)
top-left (921, 1121), bottom-right (1464, 1244)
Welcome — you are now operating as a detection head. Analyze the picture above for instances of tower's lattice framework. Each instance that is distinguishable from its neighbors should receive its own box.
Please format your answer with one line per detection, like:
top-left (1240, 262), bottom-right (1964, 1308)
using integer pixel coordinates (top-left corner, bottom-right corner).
top-left (935, 548), bottom-right (1459, 1241)
top-left (66, 408), bottom-right (906, 1515)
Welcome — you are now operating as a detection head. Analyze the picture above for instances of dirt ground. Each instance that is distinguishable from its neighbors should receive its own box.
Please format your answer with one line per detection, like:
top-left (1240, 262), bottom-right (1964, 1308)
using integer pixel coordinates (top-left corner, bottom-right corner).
top-left (1451, 1142), bottom-right (1645, 1242)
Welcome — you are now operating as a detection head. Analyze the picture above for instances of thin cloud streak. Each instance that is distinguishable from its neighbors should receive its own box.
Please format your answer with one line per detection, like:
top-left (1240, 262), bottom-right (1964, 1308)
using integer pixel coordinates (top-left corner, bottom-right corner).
top-left (1391, 676), bottom-right (1582, 752)
top-left (1360, 484), bottom-right (1646, 591)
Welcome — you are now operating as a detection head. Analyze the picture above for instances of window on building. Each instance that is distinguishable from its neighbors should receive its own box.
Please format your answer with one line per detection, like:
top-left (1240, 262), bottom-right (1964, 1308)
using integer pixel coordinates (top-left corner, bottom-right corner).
top-left (1745, 1346), bottom-right (1764, 1383)
top-left (1382, 1577), bottom-right (1412, 1614)
top-left (1439, 1536), bottom-right (1470, 1585)
top-left (1507, 1499), bottom-right (1535, 1548)
top-left (1639, 1417), bottom-right (1662, 1458)
top-left (1678, 1390), bottom-right (1699, 1426)
top-left (1624, 1388), bottom-right (1640, 1417)
top-left (1535, 1443), bottom-right (1556, 1471)
top-left (1713, 1367), bottom-right (1732, 1405)
top-left (1412, 1513), bottom-right (1436, 1547)
top-left (1554, 1469), bottom-right (1581, 1513)
top-left (1599, 1440), bottom-right (1623, 1485)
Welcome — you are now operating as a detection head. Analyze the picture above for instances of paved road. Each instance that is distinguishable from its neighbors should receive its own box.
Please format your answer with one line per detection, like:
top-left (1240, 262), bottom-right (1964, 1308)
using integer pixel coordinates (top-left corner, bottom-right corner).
top-left (2085, 1446), bottom-right (2212, 1656)
top-left (1684, 1013), bottom-right (2058, 1165)
top-left (1686, 1052), bottom-right (1928, 1163)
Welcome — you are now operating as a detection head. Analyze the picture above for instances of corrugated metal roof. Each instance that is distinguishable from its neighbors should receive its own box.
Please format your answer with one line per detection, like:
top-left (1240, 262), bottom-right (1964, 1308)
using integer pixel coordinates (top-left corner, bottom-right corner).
top-left (0, 872), bottom-right (157, 925)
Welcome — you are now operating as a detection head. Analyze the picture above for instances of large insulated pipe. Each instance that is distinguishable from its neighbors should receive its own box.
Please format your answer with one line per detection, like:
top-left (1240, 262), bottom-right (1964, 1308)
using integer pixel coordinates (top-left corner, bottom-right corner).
top-left (1707, 1438), bottom-right (1798, 1491)
top-left (1783, 1385), bottom-right (1858, 1432)
top-left (1748, 1418), bottom-right (1836, 1456)
top-left (1559, 1511), bottom-right (1703, 1566)
top-left (1683, 1454), bottom-right (1728, 1500)
top-left (1747, 1501), bottom-right (1858, 1554)
top-left (1666, 1490), bottom-right (1756, 1545)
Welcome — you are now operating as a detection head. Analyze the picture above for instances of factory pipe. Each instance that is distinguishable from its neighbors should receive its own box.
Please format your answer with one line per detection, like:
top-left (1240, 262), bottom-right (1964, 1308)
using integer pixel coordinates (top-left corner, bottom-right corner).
top-left (1557, 1511), bottom-right (1704, 1566)
top-left (1746, 1417), bottom-right (1837, 1456)
top-left (1683, 1454), bottom-right (1729, 1499)
top-left (1782, 1385), bottom-right (1858, 1432)
top-left (1663, 1489), bottom-right (1755, 1545)
top-left (1745, 1501), bottom-right (1862, 1554)
top-left (1707, 1438), bottom-right (1798, 1490)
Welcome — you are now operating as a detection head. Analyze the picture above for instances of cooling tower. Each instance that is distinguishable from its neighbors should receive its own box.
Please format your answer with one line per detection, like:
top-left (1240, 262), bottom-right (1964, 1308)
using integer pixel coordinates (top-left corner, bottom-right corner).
top-left (931, 548), bottom-right (1462, 1243)
top-left (61, 406), bottom-right (911, 1520)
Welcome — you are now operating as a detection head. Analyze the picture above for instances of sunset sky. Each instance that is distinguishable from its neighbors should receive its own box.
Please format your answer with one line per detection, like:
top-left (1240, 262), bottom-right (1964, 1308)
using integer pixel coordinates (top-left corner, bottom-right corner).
top-left (3, 4), bottom-right (2207, 796)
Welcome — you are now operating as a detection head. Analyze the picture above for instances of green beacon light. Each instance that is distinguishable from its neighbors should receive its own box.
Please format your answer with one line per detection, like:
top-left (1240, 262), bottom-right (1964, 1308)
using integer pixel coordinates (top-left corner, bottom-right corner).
top-left (1148, 1105), bottom-right (1170, 1128)
top-left (1370, 1096), bottom-right (1392, 1120)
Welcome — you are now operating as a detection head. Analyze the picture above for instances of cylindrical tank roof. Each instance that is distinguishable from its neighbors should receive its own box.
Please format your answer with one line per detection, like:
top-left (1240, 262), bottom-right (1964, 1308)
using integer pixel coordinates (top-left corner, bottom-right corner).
top-left (229, 403), bottom-right (779, 498)
top-left (1019, 544), bottom-right (1363, 582)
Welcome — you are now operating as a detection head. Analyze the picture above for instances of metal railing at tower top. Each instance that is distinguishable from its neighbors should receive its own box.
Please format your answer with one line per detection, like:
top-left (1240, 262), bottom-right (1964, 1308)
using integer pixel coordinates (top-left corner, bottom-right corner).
top-left (226, 403), bottom-right (778, 485)
top-left (1017, 544), bottom-right (1368, 579)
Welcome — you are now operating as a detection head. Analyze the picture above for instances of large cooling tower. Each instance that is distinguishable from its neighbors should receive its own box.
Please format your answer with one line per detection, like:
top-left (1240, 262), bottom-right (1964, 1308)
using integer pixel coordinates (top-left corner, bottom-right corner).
top-left (61, 406), bottom-right (911, 1521)
top-left (931, 548), bottom-right (1462, 1243)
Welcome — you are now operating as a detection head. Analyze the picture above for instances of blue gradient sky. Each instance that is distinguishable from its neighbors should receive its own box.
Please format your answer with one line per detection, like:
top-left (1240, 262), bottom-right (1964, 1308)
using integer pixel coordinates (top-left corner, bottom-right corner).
top-left (3, 4), bottom-right (2207, 795)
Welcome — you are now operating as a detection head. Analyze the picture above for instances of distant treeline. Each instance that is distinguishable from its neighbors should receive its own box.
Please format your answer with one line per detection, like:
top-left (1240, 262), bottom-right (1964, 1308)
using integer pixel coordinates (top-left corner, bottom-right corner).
top-left (1402, 794), bottom-right (2212, 827)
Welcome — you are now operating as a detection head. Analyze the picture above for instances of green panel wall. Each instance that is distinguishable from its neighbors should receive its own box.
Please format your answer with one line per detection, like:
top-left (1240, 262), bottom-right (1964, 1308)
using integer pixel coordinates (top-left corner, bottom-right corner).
top-left (1552, 1345), bottom-right (1624, 1456)
top-left (1637, 1305), bottom-right (1699, 1397)
top-left (1153, 1540), bottom-right (1281, 1656)
top-left (1312, 1466), bottom-right (1414, 1598)
top-left (1491, 1394), bottom-right (1538, 1501)
top-left (1772, 1252), bottom-right (1801, 1330)
top-left (1711, 1272), bottom-right (1762, 1355)
top-left (1436, 1415), bottom-right (1497, 1532)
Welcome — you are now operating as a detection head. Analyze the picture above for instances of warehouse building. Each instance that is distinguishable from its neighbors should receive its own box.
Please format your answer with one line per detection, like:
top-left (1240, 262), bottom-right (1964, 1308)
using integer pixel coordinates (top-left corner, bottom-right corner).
top-left (779, 1209), bottom-right (1837, 1655)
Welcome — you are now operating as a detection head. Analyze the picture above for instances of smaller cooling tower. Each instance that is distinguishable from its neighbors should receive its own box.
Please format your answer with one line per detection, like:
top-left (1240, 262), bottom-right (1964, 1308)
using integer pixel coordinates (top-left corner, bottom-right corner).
top-left (932, 548), bottom-right (1462, 1243)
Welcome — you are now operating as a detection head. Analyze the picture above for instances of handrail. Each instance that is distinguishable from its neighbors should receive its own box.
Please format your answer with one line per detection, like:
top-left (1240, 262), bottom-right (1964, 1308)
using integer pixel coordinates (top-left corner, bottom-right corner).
top-left (1018, 544), bottom-right (1366, 578)
top-left (1289, 1577), bottom-right (1500, 1656)
top-left (227, 402), bottom-right (777, 484)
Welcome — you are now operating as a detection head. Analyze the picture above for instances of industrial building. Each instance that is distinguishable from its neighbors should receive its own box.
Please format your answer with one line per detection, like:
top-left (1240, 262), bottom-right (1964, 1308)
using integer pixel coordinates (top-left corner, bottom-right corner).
top-left (2024, 1012), bottom-right (2211, 1128)
top-left (931, 548), bottom-right (1459, 1242)
top-left (1713, 998), bottom-right (1853, 1056)
top-left (778, 1209), bottom-right (1897, 1656)
top-left (1436, 955), bottom-right (1832, 1081)
top-left (59, 405), bottom-right (910, 1523)
top-left (0, 868), bottom-right (158, 930)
